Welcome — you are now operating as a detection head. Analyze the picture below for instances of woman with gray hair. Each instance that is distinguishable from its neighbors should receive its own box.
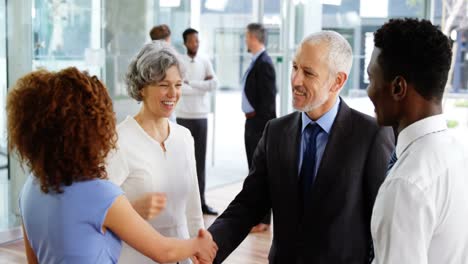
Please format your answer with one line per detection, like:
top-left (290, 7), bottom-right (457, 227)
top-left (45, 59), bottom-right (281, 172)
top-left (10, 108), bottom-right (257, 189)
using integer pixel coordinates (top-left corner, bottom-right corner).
top-left (106, 40), bottom-right (206, 264)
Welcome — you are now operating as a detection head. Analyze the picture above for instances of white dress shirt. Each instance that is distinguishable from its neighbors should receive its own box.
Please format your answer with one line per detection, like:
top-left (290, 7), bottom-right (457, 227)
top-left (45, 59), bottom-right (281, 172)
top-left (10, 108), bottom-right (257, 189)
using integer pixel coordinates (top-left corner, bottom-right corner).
top-left (371, 114), bottom-right (468, 264)
top-left (176, 54), bottom-right (218, 119)
top-left (106, 116), bottom-right (204, 264)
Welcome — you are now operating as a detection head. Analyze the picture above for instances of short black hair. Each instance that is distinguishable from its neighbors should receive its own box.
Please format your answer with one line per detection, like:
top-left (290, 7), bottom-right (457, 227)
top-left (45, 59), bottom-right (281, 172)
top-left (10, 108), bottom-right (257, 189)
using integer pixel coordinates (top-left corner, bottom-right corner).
top-left (374, 18), bottom-right (452, 100)
top-left (149, 24), bottom-right (171, 40)
top-left (247, 23), bottom-right (266, 44)
top-left (183, 28), bottom-right (198, 43)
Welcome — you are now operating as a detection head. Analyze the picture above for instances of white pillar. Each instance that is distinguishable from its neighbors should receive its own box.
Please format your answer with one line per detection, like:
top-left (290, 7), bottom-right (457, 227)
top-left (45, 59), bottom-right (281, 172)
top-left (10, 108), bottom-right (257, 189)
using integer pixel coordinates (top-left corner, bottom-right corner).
top-left (190, 0), bottom-right (201, 30)
top-left (303, 0), bottom-right (322, 37)
top-left (279, 0), bottom-right (293, 116)
top-left (6, 0), bottom-right (33, 228)
top-left (251, 0), bottom-right (266, 23)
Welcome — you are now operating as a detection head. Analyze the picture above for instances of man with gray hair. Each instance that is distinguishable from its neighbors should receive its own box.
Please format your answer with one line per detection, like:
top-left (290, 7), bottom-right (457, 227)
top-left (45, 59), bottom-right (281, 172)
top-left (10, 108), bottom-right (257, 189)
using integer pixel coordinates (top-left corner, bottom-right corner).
top-left (208, 31), bottom-right (394, 263)
top-left (242, 22), bottom-right (277, 232)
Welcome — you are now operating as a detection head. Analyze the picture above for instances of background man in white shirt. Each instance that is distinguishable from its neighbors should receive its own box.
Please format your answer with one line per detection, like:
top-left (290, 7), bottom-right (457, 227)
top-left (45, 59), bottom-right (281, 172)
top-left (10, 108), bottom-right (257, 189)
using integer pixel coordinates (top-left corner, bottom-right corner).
top-left (176, 28), bottom-right (219, 216)
top-left (367, 18), bottom-right (468, 264)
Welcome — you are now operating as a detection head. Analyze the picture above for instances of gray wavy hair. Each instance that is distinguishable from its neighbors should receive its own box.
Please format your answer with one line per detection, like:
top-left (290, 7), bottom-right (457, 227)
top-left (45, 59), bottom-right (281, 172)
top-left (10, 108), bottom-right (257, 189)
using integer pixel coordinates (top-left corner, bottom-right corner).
top-left (125, 40), bottom-right (185, 101)
top-left (303, 31), bottom-right (353, 77)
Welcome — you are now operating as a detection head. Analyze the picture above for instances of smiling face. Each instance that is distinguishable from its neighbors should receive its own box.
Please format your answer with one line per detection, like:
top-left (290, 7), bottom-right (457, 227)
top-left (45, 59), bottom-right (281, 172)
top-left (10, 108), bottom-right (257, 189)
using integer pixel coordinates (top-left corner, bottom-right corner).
top-left (366, 48), bottom-right (399, 126)
top-left (291, 41), bottom-right (340, 118)
top-left (140, 65), bottom-right (182, 119)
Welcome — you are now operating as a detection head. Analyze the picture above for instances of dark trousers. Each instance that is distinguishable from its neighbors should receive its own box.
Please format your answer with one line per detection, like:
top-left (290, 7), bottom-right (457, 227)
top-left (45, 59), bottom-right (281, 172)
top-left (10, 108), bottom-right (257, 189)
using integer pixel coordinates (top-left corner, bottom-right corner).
top-left (177, 118), bottom-right (208, 206)
top-left (244, 117), bottom-right (271, 225)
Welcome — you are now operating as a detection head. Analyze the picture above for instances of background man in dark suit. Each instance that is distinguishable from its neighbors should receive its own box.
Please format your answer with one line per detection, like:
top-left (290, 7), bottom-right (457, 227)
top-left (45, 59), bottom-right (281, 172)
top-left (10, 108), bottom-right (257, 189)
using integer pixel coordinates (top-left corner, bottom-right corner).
top-left (208, 31), bottom-right (394, 263)
top-left (241, 23), bottom-right (277, 232)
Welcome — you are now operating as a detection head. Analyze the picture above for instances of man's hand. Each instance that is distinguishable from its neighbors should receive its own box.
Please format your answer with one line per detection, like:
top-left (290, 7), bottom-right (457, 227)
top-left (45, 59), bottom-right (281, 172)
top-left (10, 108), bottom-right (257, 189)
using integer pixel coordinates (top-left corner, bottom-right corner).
top-left (204, 75), bottom-right (213, 81)
top-left (194, 229), bottom-right (218, 263)
top-left (131, 193), bottom-right (166, 220)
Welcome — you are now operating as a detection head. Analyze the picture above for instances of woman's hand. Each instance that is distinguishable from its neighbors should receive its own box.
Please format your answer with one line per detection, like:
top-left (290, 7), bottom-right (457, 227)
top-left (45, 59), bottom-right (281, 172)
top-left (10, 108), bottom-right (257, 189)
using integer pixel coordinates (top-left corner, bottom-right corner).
top-left (131, 193), bottom-right (167, 220)
top-left (194, 229), bottom-right (218, 263)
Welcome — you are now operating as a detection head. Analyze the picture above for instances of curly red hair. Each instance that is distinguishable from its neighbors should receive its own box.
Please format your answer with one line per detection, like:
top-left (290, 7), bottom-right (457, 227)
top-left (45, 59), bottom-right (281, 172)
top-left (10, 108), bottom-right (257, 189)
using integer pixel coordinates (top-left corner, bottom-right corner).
top-left (7, 67), bottom-right (117, 193)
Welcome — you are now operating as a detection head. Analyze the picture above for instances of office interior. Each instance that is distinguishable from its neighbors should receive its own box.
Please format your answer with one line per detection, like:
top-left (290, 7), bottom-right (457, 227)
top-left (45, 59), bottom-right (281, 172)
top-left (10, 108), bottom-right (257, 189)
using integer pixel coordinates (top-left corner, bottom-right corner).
top-left (0, 0), bottom-right (467, 245)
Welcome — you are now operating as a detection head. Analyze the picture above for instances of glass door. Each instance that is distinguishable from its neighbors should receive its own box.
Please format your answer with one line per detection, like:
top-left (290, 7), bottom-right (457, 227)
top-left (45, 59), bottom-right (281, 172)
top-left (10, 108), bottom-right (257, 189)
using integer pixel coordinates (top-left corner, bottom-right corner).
top-left (0, 0), bottom-right (8, 231)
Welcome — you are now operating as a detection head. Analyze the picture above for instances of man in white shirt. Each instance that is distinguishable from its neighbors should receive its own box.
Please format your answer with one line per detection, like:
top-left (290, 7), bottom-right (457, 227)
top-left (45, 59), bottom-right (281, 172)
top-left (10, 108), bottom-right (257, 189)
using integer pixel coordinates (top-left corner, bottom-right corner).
top-left (367, 18), bottom-right (468, 263)
top-left (176, 28), bottom-right (219, 216)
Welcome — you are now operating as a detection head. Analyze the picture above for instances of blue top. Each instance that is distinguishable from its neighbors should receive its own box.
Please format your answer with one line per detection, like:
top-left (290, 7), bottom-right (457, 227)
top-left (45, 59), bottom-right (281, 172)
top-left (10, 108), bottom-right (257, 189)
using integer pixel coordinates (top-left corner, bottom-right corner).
top-left (298, 97), bottom-right (341, 178)
top-left (241, 48), bottom-right (266, 113)
top-left (19, 175), bottom-right (124, 264)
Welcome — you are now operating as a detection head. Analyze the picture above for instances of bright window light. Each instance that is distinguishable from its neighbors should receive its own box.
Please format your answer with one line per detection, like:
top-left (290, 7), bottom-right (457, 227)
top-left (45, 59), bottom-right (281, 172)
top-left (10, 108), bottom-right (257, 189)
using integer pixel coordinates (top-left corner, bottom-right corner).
top-left (321, 0), bottom-right (342, 5)
top-left (159, 0), bottom-right (181, 8)
top-left (204, 0), bottom-right (228, 11)
top-left (295, 0), bottom-right (342, 6)
top-left (360, 0), bottom-right (388, 18)
top-left (264, 15), bottom-right (281, 25)
top-left (450, 29), bottom-right (457, 41)
top-left (293, 0), bottom-right (305, 5)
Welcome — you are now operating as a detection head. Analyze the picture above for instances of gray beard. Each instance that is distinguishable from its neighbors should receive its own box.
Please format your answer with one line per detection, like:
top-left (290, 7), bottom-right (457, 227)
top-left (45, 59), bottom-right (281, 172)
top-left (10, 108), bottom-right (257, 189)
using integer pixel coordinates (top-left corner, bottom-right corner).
top-left (293, 93), bottom-right (330, 113)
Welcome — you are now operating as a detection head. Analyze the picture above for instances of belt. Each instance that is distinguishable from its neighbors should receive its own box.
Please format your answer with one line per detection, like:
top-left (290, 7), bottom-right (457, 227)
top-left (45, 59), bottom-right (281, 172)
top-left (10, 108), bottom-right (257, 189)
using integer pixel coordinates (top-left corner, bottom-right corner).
top-left (245, 111), bottom-right (256, 119)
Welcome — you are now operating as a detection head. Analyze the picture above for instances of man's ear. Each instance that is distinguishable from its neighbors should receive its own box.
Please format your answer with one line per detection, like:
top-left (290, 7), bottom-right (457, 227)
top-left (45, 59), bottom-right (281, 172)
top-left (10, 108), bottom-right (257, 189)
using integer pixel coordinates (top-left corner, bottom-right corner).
top-left (391, 76), bottom-right (407, 101)
top-left (330, 72), bottom-right (348, 93)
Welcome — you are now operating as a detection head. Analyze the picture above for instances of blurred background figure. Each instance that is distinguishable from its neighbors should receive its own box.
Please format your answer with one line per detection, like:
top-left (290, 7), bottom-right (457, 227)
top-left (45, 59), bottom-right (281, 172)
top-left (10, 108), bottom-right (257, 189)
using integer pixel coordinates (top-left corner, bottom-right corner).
top-left (242, 23), bottom-right (277, 232)
top-left (150, 24), bottom-right (171, 43)
top-left (177, 28), bottom-right (219, 216)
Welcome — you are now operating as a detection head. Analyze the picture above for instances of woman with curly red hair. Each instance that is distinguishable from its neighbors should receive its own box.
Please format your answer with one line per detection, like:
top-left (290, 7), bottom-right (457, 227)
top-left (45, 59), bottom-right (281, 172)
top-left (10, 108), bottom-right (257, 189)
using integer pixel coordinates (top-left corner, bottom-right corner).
top-left (8, 67), bottom-right (217, 264)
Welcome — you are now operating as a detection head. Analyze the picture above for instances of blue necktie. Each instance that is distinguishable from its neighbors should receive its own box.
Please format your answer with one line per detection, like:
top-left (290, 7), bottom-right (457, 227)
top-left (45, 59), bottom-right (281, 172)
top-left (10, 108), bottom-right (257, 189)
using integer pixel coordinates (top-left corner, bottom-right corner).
top-left (299, 123), bottom-right (322, 200)
top-left (386, 151), bottom-right (398, 175)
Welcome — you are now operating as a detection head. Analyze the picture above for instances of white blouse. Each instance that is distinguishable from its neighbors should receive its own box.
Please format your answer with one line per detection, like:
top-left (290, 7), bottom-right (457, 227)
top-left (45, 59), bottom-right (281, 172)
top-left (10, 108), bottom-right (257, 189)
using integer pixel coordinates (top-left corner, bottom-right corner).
top-left (106, 116), bottom-right (203, 264)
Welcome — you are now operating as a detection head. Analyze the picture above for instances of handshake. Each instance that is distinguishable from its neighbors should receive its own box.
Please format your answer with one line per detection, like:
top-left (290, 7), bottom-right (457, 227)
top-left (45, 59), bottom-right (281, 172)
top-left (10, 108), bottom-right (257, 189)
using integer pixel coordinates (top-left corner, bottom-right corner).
top-left (191, 229), bottom-right (218, 264)
top-left (131, 193), bottom-right (218, 263)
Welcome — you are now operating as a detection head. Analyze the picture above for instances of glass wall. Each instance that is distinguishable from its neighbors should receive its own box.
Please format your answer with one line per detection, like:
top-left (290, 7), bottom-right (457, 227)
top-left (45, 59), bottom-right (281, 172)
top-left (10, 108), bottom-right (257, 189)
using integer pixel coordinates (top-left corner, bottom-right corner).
top-left (0, 0), bottom-right (8, 231)
top-left (321, 0), bottom-right (428, 95)
top-left (32, 0), bottom-right (99, 74)
top-left (197, 0), bottom-right (258, 185)
top-left (199, 0), bottom-right (258, 90)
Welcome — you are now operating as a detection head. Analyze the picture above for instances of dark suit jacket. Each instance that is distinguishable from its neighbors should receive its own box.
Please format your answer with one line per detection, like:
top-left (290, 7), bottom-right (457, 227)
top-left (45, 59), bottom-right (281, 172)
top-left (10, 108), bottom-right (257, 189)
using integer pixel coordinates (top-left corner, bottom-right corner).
top-left (208, 100), bottom-right (394, 264)
top-left (244, 51), bottom-right (277, 121)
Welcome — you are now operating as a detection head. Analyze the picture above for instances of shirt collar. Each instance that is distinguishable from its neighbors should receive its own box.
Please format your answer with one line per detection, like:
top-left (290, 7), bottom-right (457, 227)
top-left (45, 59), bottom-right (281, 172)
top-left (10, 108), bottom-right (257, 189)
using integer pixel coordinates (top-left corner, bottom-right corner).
top-left (396, 114), bottom-right (447, 158)
top-left (185, 54), bottom-right (197, 62)
top-left (301, 97), bottom-right (341, 134)
top-left (251, 48), bottom-right (265, 62)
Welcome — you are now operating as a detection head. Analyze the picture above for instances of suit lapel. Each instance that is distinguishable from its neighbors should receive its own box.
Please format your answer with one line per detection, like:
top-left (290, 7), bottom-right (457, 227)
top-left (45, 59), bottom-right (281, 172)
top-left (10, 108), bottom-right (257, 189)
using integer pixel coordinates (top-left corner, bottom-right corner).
top-left (244, 52), bottom-right (264, 101)
top-left (282, 112), bottom-right (302, 179)
top-left (247, 51), bottom-right (265, 77)
top-left (278, 112), bottom-right (302, 210)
